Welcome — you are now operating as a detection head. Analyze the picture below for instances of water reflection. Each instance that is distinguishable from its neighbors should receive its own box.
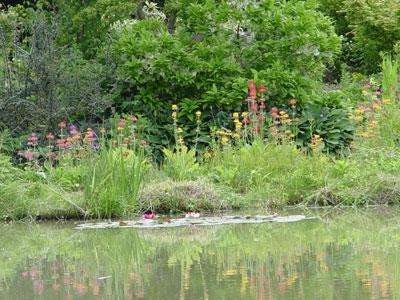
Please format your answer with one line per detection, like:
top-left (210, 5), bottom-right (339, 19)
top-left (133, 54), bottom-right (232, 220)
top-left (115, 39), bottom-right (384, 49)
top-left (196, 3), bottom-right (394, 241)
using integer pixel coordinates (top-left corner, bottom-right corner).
top-left (1, 208), bottom-right (399, 299)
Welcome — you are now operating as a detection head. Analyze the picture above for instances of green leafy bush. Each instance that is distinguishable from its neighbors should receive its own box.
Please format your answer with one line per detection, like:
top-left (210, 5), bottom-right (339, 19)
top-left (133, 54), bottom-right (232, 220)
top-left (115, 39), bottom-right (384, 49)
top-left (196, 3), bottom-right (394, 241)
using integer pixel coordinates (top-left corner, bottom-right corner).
top-left (317, 0), bottom-right (400, 75)
top-left (111, 0), bottom-right (340, 149)
top-left (297, 102), bottom-right (356, 153)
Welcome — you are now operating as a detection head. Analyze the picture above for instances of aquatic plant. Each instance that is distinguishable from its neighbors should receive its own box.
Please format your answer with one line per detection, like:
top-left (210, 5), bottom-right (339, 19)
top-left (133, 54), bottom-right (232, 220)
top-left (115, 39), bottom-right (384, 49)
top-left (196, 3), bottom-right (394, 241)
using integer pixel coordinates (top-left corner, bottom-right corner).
top-left (82, 146), bottom-right (147, 219)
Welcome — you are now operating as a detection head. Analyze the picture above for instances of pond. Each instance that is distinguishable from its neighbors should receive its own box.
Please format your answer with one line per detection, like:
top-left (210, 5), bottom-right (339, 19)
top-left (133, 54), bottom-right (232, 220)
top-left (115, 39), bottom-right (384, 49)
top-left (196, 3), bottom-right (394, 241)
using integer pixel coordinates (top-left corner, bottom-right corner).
top-left (1, 208), bottom-right (399, 299)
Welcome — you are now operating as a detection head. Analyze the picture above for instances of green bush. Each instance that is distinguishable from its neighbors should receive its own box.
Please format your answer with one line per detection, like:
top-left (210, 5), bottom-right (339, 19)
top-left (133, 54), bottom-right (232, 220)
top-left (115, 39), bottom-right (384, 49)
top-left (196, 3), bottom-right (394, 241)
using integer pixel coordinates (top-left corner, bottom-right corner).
top-left (111, 0), bottom-right (340, 147)
top-left (111, 17), bottom-right (245, 118)
top-left (0, 10), bottom-right (111, 133)
top-left (296, 102), bottom-right (356, 154)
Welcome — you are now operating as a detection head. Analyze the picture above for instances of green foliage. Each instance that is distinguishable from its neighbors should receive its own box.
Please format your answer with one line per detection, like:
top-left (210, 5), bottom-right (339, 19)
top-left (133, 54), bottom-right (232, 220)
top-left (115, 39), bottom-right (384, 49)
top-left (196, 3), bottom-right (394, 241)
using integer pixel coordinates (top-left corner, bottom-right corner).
top-left (45, 154), bottom-right (84, 190)
top-left (111, 17), bottom-right (245, 116)
top-left (358, 102), bottom-right (400, 150)
top-left (54, 0), bottom-right (138, 58)
top-left (341, 0), bottom-right (400, 74)
top-left (209, 142), bottom-right (328, 205)
top-left (0, 152), bottom-right (82, 221)
top-left (297, 102), bottom-right (356, 153)
top-left (0, 153), bottom-right (21, 183)
top-left (0, 12), bottom-right (111, 132)
top-left (381, 54), bottom-right (399, 102)
top-left (82, 148), bottom-right (147, 219)
top-left (162, 146), bottom-right (199, 181)
top-left (243, 0), bottom-right (341, 103)
top-left (338, 70), bottom-right (367, 106)
top-left (111, 0), bottom-right (340, 126)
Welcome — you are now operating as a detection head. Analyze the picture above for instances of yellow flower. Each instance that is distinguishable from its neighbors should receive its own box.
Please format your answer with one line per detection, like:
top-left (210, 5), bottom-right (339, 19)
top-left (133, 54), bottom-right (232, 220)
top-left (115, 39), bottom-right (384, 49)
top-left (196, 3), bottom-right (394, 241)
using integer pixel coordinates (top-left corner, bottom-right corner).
top-left (349, 115), bottom-right (363, 122)
top-left (221, 137), bottom-right (229, 144)
top-left (311, 134), bottom-right (323, 148)
top-left (172, 104), bottom-right (178, 111)
top-left (235, 123), bottom-right (242, 130)
top-left (172, 111), bottom-right (177, 119)
top-left (368, 120), bottom-right (378, 128)
top-left (216, 130), bottom-right (225, 136)
top-left (354, 108), bottom-right (365, 114)
top-left (372, 103), bottom-right (381, 110)
top-left (195, 111), bottom-right (202, 117)
top-left (382, 99), bottom-right (391, 105)
top-left (203, 152), bottom-right (211, 159)
top-left (177, 127), bottom-right (183, 133)
top-left (241, 112), bottom-right (248, 118)
top-left (232, 133), bottom-right (240, 139)
top-left (232, 112), bottom-right (239, 118)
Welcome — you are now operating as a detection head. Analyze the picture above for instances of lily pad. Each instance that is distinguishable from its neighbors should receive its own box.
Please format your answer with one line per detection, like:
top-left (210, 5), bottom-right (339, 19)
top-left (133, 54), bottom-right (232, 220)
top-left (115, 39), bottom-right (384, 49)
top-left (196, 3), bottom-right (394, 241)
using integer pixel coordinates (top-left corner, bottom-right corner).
top-left (75, 215), bottom-right (314, 230)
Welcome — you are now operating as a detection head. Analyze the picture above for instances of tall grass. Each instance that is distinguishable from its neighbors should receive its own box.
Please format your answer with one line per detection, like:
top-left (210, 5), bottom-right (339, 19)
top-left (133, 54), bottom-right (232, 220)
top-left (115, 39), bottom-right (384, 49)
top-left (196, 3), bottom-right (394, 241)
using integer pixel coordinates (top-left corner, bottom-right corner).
top-left (82, 148), bottom-right (147, 219)
top-left (208, 141), bottom-right (329, 206)
top-left (162, 146), bottom-right (199, 181)
top-left (381, 54), bottom-right (399, 102)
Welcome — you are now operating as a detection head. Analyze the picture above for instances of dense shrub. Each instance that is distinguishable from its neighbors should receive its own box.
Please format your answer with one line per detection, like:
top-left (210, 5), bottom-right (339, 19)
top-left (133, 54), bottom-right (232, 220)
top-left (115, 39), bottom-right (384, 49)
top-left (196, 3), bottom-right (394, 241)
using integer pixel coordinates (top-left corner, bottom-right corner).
top-left (343, 0), bottom-right (400, 74)
top-left (297, 102), bottom-right (356, 154)
top-left (318, 0), bottom-right (400, 74)
top-left (0, 11), bottom-right (111, 132)
top-left (111, 0), bottom-right (340, 133)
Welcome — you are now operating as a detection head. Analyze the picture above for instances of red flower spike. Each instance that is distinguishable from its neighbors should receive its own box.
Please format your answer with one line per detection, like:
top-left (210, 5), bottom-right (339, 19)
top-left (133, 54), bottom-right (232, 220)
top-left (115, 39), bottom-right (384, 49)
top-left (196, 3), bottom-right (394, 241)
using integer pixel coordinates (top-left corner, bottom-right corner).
top-left (270, 112), bottom-right (279, 119)
top-left (270, 107), bottom-right (278, 113)
top-left (250, 103), bottom-right (258, 112)
top-left (118, 119), bottom-right (126, 129)
top-left (46, 133), bottom-right (55, 140)
top-left (248, 80), bottom-right (257, 99)
top-left (257, 114), bottom-right (265, 121)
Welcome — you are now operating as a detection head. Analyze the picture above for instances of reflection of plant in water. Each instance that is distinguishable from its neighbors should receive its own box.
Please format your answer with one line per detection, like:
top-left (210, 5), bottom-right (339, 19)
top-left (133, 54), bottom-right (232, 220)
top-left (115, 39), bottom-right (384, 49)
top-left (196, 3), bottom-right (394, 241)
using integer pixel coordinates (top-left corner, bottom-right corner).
top-left (2, 209), bottom-right (400, 299)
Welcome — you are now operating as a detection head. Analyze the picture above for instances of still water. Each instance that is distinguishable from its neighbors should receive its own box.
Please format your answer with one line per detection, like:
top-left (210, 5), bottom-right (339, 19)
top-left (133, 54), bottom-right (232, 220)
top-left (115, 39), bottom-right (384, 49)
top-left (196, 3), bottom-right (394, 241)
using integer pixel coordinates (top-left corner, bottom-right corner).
top-left (1, 208), bottom-right (399, 300)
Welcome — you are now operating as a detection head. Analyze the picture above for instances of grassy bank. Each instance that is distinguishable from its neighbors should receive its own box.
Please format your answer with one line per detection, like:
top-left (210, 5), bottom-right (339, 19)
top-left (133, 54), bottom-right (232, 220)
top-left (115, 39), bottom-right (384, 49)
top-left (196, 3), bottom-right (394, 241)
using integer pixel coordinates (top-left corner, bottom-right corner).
top-left (1, 58), bottom-right (400, 221)
top-left (1, 101), bottom-right (400, 221)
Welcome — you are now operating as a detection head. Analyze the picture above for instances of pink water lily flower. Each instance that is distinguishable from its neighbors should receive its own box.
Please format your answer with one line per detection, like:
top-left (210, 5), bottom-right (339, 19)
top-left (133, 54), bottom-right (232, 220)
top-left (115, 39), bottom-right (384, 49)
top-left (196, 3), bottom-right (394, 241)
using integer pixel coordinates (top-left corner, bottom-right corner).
top-left (185, 212), bottom-right (200, 218)
top-left (143, 213), bottom-right (157, 219)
